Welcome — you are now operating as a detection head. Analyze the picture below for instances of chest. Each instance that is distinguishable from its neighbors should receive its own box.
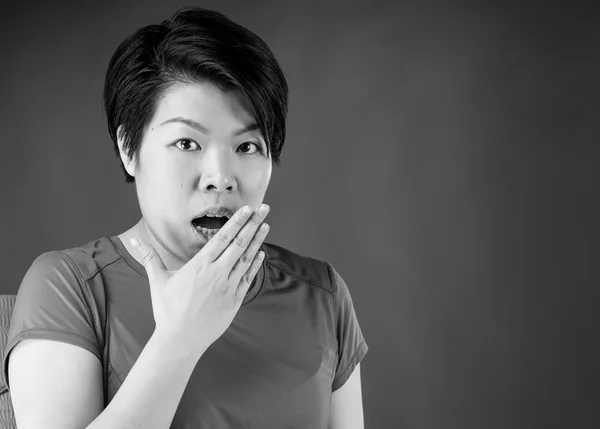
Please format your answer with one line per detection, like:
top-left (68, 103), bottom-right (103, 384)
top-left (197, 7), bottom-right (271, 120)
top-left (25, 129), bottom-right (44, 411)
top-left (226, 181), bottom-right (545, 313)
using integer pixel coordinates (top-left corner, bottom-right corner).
top-left (106, 281), bottom-right (337, 428)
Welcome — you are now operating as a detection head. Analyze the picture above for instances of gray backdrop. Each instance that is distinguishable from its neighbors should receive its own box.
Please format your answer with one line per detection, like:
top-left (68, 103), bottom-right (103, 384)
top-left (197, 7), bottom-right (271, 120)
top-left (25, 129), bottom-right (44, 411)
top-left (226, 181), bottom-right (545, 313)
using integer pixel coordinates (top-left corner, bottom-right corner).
top-left (1, 1), bottom-right (598, 428)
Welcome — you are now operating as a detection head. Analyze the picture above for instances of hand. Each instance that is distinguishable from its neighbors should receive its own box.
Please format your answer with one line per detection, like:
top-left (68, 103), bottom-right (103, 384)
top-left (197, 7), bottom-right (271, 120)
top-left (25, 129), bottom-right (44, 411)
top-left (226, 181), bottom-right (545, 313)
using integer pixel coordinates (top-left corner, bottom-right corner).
top-left (131, 204), bottom-right (271, 355)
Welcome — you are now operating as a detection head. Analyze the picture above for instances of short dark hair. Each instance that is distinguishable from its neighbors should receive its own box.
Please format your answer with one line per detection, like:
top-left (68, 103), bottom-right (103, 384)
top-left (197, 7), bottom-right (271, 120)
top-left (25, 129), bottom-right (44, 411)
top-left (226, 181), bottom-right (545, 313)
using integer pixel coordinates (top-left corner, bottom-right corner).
top-left (103, 7), bottom-right (289, 183)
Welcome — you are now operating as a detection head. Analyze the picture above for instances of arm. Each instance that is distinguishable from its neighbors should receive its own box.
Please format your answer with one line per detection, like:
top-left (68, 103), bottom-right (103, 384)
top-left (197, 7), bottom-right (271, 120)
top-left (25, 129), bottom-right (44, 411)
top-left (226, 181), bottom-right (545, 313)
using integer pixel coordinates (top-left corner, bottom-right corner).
top-left (328, 363), bottom-right (364, 429)
top-left (9, 206), bottom-right (270, 429)
top-left (9, 332), bottom-right (205, 429)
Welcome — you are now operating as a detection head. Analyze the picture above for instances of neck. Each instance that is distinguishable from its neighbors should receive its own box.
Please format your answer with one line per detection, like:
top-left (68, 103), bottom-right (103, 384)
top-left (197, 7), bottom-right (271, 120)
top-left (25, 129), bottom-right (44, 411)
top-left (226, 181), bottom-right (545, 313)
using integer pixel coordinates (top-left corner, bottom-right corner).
top-left (118, 218), bottom-right (262, 296)
top-left (121, 218), bottom-right (188, 272)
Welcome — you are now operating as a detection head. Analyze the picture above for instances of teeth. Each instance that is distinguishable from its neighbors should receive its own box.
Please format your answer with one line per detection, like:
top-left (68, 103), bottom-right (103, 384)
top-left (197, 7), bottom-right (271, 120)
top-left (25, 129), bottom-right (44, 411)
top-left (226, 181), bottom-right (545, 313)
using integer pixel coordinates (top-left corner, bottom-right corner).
top-left (194, 225), bottom-right (221, 236)
top-left (206, 214), bottom-right (224, 217)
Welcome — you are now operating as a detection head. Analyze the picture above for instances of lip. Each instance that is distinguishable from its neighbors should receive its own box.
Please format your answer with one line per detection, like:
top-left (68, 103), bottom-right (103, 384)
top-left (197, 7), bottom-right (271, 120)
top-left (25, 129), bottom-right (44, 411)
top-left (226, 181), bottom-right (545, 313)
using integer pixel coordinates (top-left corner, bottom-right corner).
top-left (192, 205), bottom-right (235, 221)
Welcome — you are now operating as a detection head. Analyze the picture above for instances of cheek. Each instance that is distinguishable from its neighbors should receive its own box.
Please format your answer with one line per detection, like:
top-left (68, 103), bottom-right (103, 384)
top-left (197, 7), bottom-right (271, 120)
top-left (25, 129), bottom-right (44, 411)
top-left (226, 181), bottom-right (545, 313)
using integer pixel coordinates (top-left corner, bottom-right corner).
top-left (137, 152), bottom-right (188, 210)
top-left (242, 161), bottom-right (271, 193)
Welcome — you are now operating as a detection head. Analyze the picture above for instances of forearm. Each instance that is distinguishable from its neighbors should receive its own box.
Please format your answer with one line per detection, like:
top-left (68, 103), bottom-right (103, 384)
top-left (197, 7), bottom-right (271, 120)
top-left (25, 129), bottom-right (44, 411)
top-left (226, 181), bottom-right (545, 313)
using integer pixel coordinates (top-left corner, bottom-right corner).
top-left (86, 331), bottom-right (204, 429)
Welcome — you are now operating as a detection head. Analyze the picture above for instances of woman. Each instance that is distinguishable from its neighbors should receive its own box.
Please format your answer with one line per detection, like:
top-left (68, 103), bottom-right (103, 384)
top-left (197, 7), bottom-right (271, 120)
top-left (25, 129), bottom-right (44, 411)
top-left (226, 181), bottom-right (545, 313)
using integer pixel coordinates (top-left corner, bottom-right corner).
top-left (2, 7), bottom-right (367, 429)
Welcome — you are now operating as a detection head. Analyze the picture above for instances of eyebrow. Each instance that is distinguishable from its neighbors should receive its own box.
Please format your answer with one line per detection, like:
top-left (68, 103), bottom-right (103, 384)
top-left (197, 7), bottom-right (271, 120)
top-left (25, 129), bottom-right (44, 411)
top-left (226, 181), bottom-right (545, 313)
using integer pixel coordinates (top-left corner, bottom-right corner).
top-left (160, 117), bottom-right (259, 136)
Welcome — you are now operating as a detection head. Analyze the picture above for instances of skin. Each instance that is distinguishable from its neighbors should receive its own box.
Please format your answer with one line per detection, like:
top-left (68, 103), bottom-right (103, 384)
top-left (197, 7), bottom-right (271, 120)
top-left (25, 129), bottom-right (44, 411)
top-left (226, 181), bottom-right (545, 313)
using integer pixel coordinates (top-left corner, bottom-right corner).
top-left (117, 81), bottom-right (273, 271)
top-left (8, 80), bottom-right (364, 429)
top-left (117, 80), bottom-right (364, 427)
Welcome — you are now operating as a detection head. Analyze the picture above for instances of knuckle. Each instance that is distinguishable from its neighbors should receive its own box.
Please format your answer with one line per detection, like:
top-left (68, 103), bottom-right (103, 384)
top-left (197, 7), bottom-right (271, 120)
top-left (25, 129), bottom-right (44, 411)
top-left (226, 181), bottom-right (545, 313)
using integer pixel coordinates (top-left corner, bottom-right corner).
top-left (240, 252), bottom-right (251, 264)
top-left (212, 270), bottom-right (224, 284)
top-left (217, 231), bottom-right (230, 243)
top-left (141, 252), bottom-right (154, 265)
top-left (234, 235), bottom-right (247, 248)
top-left (194, 261), bottom-right (207, 273)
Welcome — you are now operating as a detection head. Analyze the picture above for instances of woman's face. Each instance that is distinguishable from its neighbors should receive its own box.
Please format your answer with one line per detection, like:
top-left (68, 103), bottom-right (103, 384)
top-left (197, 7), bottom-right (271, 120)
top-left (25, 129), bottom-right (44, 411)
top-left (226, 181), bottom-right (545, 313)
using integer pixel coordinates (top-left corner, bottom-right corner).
top-left (121, 81), bottom-right (272, 261)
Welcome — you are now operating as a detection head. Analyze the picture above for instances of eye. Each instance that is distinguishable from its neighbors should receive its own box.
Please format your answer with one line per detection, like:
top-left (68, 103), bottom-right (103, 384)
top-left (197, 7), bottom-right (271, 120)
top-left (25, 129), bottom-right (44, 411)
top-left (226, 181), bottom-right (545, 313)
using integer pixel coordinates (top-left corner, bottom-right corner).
top-left (174, 139), bottom-right (200, 151)
top-left (237, 142), bottom-right (263, 154)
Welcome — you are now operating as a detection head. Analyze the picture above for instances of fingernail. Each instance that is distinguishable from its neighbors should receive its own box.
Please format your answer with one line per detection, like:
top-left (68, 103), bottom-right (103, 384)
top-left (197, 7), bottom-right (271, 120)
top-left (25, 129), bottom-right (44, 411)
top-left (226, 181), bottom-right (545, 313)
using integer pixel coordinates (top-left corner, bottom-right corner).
top-left (259, 204), bottom-right (270, 215)
top-left (130, 238), bottom-right (140, 248)
top-left (242, 206), bottom-right (252, 216)
top-left (261, 223), bottom-right (270, 233)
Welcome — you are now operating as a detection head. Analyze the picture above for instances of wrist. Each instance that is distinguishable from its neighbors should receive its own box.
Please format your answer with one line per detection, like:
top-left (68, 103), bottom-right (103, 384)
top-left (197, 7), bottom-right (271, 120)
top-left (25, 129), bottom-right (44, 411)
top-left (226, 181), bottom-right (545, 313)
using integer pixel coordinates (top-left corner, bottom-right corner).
top-left (150, 329), bottom-right (208, 363)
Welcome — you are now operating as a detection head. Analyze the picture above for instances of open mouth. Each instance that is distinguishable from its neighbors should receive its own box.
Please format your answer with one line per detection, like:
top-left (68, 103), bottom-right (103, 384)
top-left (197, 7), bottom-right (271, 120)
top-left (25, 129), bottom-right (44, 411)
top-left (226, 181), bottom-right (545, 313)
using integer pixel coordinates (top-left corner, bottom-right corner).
top-left (191, 215), bottom-right (229, 238)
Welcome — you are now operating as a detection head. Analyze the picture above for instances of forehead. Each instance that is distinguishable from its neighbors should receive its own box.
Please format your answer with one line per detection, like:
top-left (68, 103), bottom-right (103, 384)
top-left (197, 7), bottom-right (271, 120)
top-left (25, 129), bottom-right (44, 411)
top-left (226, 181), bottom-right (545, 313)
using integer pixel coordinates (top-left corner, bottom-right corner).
top-left (152, 81), bottom-right (255, 129)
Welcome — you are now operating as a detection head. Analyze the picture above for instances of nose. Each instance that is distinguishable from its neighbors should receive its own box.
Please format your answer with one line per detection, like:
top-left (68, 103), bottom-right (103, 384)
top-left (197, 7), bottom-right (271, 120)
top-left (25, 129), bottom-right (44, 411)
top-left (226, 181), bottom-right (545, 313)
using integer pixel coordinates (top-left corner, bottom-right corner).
top-left (197, 147), bottom-right (237, 193)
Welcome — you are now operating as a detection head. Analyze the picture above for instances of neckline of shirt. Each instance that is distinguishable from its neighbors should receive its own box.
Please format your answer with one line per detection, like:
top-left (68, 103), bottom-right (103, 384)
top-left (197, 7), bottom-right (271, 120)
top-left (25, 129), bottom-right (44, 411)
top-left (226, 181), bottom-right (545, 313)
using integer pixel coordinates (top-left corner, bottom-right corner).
top-left (107, 236), bottom-right (266, 306)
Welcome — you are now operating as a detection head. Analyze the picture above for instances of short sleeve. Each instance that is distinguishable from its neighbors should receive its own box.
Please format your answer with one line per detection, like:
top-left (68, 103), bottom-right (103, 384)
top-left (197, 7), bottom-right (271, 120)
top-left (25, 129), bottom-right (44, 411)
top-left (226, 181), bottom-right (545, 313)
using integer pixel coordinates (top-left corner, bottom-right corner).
top-left (1, 251), bottom-right (102, 389)
top-left (328, 263), bottom-right (368, 392)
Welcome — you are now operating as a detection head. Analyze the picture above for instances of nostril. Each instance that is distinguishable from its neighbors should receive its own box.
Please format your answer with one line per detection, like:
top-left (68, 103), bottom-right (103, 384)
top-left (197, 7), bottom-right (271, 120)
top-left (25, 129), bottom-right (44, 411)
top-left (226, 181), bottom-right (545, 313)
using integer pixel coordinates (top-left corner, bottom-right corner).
top-left (202, 179), bottom-right (235, 192)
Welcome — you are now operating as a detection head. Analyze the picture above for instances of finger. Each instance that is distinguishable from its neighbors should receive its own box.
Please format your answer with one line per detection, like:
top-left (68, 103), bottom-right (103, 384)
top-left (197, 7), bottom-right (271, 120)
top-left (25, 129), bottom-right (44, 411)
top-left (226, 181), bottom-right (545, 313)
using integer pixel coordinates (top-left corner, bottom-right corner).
top-left (131, 238), bottom-right (169, 286)
top-left (229, 222), bottom-right (269, 283)
top-left (235, 250), bottom-right (265, 300)
top-left (218, 204), bottom-right (270, 268)
top-left (194, 205), bottom-right (254, 263)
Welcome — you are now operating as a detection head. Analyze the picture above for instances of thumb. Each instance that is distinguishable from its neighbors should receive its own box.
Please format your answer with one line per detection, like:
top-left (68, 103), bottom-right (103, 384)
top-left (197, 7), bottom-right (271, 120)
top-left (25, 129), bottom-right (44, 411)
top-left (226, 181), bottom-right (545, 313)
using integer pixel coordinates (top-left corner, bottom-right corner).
top-left (131, 237), bottom-right (169, 286)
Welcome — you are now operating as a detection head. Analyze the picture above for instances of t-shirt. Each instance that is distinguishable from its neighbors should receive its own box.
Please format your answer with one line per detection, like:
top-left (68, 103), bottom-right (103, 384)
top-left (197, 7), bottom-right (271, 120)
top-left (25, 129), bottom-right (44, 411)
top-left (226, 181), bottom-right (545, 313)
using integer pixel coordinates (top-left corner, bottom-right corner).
top-left (1, 236), bottom-right (368, 428)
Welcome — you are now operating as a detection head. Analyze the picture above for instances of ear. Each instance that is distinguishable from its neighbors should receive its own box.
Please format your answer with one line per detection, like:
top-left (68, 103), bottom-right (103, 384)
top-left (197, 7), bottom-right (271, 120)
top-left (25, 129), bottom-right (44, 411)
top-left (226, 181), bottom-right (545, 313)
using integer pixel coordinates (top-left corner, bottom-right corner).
top-left (117, 125), bottom-right (137, 177)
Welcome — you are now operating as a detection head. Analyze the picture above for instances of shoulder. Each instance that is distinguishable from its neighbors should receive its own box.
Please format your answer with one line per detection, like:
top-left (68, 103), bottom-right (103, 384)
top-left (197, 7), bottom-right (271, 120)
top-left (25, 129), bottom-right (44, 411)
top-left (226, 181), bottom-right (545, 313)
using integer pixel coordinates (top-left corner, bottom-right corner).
top-left (29, 236), bottom-right (123, 282)
top-left (262, 242), bottom-right (338, 295)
